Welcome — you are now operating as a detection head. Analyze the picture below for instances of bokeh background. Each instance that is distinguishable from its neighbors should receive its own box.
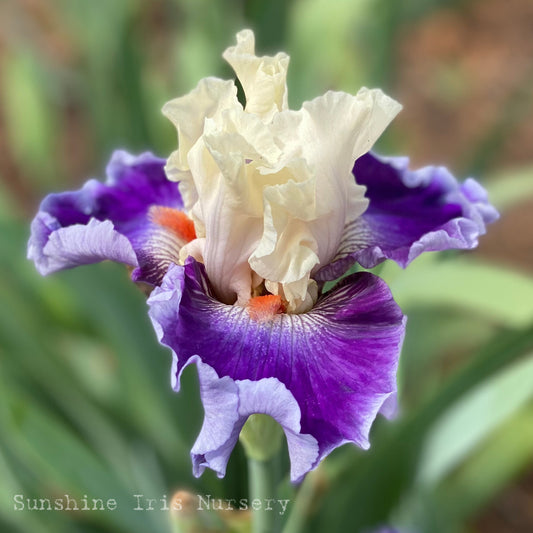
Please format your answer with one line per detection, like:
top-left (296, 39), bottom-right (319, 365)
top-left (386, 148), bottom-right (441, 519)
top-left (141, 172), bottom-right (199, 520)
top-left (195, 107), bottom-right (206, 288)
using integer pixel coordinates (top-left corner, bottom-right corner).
top-left (1, 1), bottom-right (532, 532)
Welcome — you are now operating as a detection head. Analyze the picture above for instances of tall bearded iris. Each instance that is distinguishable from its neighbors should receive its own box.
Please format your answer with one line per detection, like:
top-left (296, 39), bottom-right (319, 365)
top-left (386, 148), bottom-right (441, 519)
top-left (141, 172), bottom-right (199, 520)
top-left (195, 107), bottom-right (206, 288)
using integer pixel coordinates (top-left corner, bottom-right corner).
top-left (28, 30), bottom-right (498, 483)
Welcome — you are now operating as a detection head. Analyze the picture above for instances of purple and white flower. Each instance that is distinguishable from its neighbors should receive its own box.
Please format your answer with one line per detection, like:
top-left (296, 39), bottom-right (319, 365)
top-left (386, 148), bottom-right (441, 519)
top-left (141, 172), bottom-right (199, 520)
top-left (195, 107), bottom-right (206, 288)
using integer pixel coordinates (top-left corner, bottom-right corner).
top-left (28, 30), bottom-right (498, 483)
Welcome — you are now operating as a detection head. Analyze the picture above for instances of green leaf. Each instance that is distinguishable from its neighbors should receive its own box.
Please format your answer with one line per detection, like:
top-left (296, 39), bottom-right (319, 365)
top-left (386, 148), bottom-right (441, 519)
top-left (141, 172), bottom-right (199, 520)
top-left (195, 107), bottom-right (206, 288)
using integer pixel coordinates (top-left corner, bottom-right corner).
top-left (0, 448), bottom-right (69, 533)
top-left (288, 0), bottom-right (374, 106)
top-left (383, 256), bottom-right (533, 328)
top-left (397, 307), bottom-right (494, 409)
top-left (0, 51), bottom-right (59, 191)
top-left (435, 405), bottom-right (533, 523)
top-left (417, 353), bottom-right (533, 485)
top-left (0, 380), bottom-right (170, 533)
top-left (486, 166), bottom-right (533, 210)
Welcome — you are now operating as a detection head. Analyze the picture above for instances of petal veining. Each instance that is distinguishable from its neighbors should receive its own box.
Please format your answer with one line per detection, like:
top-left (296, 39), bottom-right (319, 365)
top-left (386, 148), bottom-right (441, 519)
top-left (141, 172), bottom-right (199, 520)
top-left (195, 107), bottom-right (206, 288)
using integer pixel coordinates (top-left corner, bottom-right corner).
top-left (147, 259), bottom-right (405, 481)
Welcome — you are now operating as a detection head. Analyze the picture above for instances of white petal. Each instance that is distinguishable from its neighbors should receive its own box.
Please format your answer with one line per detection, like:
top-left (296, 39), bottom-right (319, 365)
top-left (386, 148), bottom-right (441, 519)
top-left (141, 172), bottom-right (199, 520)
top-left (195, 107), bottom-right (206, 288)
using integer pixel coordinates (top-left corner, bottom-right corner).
top-left (249, 175), bottom-right (319, 288)
top-left (247, 90), bottom-right (400, 309)
top-left (203, 109), bottom-right (284, 216)
top-left (162, 32), bottom-right (402, 314)
top-left (182, 134), bottom-right (262, 305)
top-left (265, 278), bottom-right (318, 314)
top-left (162, 77), bottom-right (240, 215)
top-left (201, 107), bottom-right (321, 308)
top-left (223, 29), bottom-right (289, 121)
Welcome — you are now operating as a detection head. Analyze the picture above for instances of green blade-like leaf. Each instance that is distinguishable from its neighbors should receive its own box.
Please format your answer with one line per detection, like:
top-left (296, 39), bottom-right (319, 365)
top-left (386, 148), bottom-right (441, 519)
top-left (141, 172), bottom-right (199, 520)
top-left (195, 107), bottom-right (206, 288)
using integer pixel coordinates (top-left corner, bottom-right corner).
top-left (383, 256), bottom-right (533, 328)
top-left (417, 353), bottom-right (533, 485)
top-left (486, 166), bottom-right (533, 210)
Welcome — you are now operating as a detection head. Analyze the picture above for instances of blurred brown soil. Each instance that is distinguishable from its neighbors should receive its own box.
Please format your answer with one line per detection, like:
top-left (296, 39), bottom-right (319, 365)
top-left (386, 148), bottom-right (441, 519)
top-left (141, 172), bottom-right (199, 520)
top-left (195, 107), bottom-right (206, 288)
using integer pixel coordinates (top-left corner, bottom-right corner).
top-left (0, 0), bottom-right (91, 216)
top-left (474, 468), bottom-right (533, 533)
top-left (395, 0), bottom-right (533, 171)
top-left (395, 0), bottom-right (533, 277)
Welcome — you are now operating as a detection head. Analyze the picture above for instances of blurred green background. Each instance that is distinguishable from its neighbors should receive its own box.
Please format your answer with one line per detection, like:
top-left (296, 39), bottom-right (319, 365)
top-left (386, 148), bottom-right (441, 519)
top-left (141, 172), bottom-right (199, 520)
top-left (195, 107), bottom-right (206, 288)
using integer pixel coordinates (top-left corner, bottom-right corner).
top-left (1, 1), bottom-right (532, 532)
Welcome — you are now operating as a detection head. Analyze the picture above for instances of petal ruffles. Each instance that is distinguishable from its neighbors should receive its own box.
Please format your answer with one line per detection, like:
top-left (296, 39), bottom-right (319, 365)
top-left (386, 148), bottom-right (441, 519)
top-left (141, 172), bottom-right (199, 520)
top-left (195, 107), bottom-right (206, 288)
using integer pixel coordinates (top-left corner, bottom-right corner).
top-left (26, 28), bottom-right (500, 490)
top-left (148, 259), bottom-right (405, 482)
top-left (28, 151), bottom-right (188, 285)
top-left (316, 153), bottom-right (499, 281)
top-left (164, 31), bottom-right (402, 312)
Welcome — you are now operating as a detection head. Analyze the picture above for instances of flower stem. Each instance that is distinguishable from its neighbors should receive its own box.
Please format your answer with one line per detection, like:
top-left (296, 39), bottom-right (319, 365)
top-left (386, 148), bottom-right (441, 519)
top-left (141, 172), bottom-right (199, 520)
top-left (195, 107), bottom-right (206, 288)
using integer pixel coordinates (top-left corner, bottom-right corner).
top-left (281, 468), bottom-right (321, 533)
top-left (248, 454), bottom-right (280, 533)
top-left (240, 414), bottom-right (284, 533)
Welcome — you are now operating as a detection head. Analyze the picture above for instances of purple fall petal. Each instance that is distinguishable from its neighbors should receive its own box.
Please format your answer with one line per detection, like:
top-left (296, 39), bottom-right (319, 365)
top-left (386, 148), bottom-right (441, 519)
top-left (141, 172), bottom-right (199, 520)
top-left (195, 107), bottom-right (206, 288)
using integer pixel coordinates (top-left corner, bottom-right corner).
top-left (379, 391), bottom-right (398, 419)
top-left (316, 153), bottom-right (499, 281)
top-left (186, 360), bottom-right (319, 482)
top-left (148, 259), bottom-right (405, 482)
top-left (28, 151), bottom-right (184, 282)
top-left (30, 218), bottom-right (138, 275)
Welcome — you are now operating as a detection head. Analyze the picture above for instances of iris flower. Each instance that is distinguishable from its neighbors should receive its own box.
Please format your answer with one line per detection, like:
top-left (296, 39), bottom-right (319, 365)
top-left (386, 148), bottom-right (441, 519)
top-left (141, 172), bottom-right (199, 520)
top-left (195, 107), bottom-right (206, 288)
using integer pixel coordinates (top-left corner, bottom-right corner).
top-left (28, 30), bottom-right (497, 483)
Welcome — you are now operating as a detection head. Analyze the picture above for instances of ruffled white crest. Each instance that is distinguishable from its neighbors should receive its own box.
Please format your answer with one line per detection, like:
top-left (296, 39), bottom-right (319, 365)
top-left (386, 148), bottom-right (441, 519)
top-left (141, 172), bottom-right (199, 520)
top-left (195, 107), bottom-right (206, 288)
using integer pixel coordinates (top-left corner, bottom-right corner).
top-left (250, 89), bottom-right (402, 308)
top-left (163, 30), bottom-right (401, 312)
top-left (223, 29), bottom-right (289, 122)
top-left (162, 77), bottom-right (240, 233)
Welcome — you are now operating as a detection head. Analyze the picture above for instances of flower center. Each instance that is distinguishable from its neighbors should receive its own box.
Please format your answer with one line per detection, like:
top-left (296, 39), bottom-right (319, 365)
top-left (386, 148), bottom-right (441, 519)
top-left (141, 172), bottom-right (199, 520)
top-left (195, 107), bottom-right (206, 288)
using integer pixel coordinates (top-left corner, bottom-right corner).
top-left (247, 294), bottom-right (286, 322)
